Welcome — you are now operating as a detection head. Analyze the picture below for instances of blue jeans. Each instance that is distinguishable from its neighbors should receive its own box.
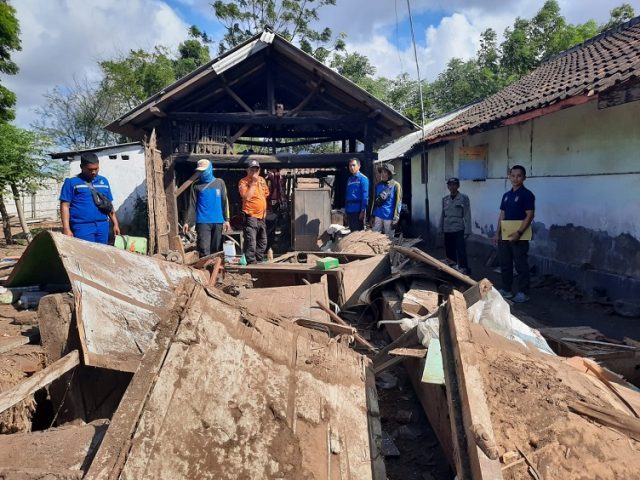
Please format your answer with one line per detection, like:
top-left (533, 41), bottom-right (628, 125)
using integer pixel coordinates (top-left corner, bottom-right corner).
top-left (71, 221), bottom-right (109, 244)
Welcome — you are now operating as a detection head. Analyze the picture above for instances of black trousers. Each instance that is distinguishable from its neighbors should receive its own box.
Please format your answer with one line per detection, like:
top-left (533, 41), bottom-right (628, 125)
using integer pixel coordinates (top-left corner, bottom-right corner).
top-left (347, 212), bottom-right (364, 231)
top-left (444, 230), bottom-right (469, 271)
top-left (498, 240), bottom-right (530, 293)
top-left (196, 223), bottom-right (223, 257)
top-left (244, 216), bottom-right (267, 264)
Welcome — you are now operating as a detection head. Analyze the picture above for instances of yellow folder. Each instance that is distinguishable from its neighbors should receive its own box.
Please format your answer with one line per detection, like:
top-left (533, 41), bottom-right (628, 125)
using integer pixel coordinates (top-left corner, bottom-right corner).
top-left (501, 220), bottom-right (532, 240)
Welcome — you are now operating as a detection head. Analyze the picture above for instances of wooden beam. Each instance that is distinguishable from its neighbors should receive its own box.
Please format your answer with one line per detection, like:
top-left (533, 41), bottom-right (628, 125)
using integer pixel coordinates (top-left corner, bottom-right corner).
top-left (266, 62), bottom-right (275, 116)
top-left (440, 290), bottom-right (502, 479)
top-left (316, 300), bottom-right (378, 353)
top-left (0, 330), bottom-right (39, 354)
top-left (0, 350), bottom-right (80, 415)
top-left (569, 401), bottom-right (640, 441)
top-left (393, 246), bottom-right (477, 287)
top-left (170, 111), bottom-right (367, 125)
top-left (287, 81), bottom-right (323, 117)
top-left (172, 152), bottom-right (375, 168)
top-left (235, 136), bottom-right (339, 148)
top-left (372, 279), bottom-right (491, 374)
top-left (502, 95), bottom-right (594, 126)
top-left (175, 170), bottom-right (202, 198)
top-left (221, 77), bottom-right (254, 114)
top-left (228, 123), bottom-right (252, 145)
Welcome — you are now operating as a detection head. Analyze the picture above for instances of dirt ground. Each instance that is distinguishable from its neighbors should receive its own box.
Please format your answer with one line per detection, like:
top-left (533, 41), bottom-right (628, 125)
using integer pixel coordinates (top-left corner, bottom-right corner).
top-left (426, 244), bottom-right (640, 342)
top-left (474, 324), bottom-right (640, 479)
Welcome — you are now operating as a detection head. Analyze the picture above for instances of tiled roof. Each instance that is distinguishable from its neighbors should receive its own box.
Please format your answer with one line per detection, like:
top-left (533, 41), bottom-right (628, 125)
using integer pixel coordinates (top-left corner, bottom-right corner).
top-left (423, 16), bottom-right (640, 143)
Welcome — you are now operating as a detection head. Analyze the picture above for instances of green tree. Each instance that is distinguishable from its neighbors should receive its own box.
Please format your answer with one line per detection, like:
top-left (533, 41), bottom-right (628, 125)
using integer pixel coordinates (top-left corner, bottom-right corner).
top-left (32, 77), bottom-right (122, 150)
top-left (500, 0), bottom-right (598, 78)
top-left (429, 58), bottom-right (483, 115)
top-left (0, 0), bottom-right (21, 122)
top-left (602, 4), bottom-right (635, 31)
top-left (212, 0), bottom-right (345, 61)
top-left (0, 123), bottom-right (61, 243)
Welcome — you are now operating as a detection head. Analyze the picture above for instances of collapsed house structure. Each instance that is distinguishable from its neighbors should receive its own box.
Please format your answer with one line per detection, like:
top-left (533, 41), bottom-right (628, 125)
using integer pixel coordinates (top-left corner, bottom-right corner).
top-left (1, 231), bottom-right (640, 479)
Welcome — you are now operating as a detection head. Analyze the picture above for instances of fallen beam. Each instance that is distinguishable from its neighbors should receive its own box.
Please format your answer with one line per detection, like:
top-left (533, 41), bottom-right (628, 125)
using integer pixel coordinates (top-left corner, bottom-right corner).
top-left (0, 329), bottom-right (39, 354)
top-left (316, 300), bottom-right (378, 353)
top-left (393, 246), bottom-right (476, 287)
top-left (440, 290), bottom-right (502, 479)
top-left (0, 350), bottom-right (80, 414)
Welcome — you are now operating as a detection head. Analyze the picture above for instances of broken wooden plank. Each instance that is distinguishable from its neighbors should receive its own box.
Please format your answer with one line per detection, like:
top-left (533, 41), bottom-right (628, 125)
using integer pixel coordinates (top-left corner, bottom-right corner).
top-left (0, 330), bottom-right (38, 354)
top-left (84, 282), bottom-right (196, 480)
top-left (393, 246), bottom-right (476, 287)
top-left (365, 366), bottom-right (386, 480)
top-left (0, 350), bottom-right (80, 415)
top-left (440, 290), bottom-right (503, 479)
top-left (389, 347), bottom-right (427, 358)
top-left (113, 283), bottom-right (376, 479)
top-left (372, 279), bottom-right (492, 374)
top-left (569, 401), bottom-right (640, 441)
top-left (316, 300), bottom-right (378, 353)
top-left (293, 318), bottom-right (356, 335)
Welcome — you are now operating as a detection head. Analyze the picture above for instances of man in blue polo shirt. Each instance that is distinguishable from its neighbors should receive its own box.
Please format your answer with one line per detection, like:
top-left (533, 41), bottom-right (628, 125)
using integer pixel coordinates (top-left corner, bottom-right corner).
top-left (344, 158), bottom-right (369, 231)
top-left (59, 152), bottom-right (120, 244)
top-left (183, 159), bottom-right (230, 257)
top-left (494, 164), bottom-right (535, 303)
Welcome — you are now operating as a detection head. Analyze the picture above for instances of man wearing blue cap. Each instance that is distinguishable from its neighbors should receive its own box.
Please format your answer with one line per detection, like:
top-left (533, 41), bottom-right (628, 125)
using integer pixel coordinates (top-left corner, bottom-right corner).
top-left (183, 159), bottom-right (230, 257)
top-left (440, 177), bottom-right (471, 274)
top-left (59, 152), bottom-right (120, 244)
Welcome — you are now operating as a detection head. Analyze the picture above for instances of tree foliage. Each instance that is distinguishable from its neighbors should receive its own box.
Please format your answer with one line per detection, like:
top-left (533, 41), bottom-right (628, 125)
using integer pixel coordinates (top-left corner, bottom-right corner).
top-left (32, 77), bottom-right (122, 150)
top-left (34, 29), bottom-right (211, 150)
top-left (601, 3), bottom-right (635, 31)
top-left (0, 0), bottom-right (21, 122)
top-left (0, 123), bottom-right (61, 191)
top-left (212, 0), bottom-right (345, 61)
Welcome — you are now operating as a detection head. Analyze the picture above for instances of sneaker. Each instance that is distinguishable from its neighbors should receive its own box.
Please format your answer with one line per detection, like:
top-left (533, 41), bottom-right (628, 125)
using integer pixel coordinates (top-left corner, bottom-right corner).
top-left (498, 289), bottom-right (514, 299)
top-left (512, 292), bottom-right (530, 303)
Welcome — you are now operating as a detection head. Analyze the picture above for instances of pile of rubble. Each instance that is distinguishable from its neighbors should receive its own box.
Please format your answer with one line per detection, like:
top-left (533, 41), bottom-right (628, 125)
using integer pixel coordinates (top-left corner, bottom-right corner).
top-left (0, 230), bottom-right (639, 479)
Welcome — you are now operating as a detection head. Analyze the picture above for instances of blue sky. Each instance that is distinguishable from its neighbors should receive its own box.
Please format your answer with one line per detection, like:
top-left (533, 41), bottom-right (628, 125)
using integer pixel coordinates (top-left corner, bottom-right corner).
top-left (3, 0), bottom-right (639, 128)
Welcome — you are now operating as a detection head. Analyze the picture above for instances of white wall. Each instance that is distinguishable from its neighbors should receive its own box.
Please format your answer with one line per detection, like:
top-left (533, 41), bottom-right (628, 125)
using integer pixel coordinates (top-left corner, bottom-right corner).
top-left (2, 178), bottom-right (63, 221)
top-left (66, 144), bottom-right (146, 226)
top-left (412, 98), bottom-right (640, 284)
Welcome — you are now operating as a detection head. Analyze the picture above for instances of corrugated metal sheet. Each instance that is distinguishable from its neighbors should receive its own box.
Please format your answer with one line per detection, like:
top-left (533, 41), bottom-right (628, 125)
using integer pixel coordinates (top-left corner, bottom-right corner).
top-left (377, 107), bottom-right (472, 162)
top-left (8, 232), bottom-right (207, 371)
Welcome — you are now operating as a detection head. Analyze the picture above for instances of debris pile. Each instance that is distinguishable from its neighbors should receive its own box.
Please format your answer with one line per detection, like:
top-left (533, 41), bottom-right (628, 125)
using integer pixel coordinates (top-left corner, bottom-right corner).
top-left (0, 231), bottom-right (638, 479)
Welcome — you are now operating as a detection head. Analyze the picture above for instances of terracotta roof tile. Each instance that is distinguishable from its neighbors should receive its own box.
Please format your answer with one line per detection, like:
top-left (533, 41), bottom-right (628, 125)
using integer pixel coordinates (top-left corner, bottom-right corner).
top-left (423, 18), bottom-right (640, 142)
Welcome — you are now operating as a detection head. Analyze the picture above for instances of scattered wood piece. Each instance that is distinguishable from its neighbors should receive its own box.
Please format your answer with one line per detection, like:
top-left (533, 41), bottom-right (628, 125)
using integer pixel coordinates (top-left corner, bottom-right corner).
top-left (516, 447), bottom-right (542, 480)
top-left (315, 300), bottom-right (377, 353)
top-left (389, 347), bottom-right (427, 358)
top-left (561, 338), bottom-right (638, 350)
top-left (0, 350), bottom-right (80, 415)
top-left (174, 170), bottom-right (202, 197)
top-left (293, 318), bottom-right (357, 336)
top-left (568, 401), bottom-right (640, 441)
top-left (392, 246), bottom-right (476, 287)
top-left (0, 329), bottom-right (39, 354)
top-left (581, 358), bottom-right (640, 418)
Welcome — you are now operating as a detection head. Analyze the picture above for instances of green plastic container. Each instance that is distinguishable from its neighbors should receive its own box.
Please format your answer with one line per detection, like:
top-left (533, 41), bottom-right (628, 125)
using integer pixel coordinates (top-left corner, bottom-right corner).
top-left (316, 257), bottom-right (339, 270)
top-left (114, 235), bottom-right (148, 255)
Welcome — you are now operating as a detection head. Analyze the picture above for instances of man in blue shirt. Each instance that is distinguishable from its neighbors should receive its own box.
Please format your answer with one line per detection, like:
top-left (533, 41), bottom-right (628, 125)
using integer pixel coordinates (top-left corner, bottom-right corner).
top-left (59, 152), bottom-right (120, 244)
top-left (344, 158), bottom-right (369, 231)
top-left (183, 159), bottom-right (230, 257)
top-left (370, 163), bottom-right (402, 239)
top-left (494, 165), bottom-right (535, 303)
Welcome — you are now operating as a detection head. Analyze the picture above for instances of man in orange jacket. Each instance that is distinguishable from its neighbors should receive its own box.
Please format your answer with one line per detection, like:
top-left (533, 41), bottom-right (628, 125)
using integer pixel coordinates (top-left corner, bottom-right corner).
top-left (238, 159), bottom-right (270, 263)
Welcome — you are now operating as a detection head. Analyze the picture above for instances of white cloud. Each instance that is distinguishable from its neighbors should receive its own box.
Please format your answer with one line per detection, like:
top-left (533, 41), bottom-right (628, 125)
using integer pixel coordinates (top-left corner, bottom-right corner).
top-left (2, 0), bottom-right (190, 127)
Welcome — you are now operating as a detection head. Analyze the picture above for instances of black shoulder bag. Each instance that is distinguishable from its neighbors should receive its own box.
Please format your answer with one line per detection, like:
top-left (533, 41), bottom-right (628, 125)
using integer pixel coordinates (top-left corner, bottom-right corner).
top-left (84, 182), bottom-right (114, 215)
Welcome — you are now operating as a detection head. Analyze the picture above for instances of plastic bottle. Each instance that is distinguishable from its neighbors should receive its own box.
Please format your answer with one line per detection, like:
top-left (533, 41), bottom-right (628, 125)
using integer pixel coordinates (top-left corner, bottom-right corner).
top-left (267, 248), bottom-right (273, 262)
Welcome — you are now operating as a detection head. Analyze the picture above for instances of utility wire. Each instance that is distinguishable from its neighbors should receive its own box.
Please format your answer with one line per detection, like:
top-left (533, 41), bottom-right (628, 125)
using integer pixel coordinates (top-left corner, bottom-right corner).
top-left (406, 0), bottom-right (426, 130)
top-left (394, 0), bottom-right (405, 74)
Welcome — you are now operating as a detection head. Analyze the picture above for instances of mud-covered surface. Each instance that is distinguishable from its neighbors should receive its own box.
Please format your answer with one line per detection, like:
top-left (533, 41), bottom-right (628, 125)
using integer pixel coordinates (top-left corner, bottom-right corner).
top-left (474, 325), bottom-right (640, 480)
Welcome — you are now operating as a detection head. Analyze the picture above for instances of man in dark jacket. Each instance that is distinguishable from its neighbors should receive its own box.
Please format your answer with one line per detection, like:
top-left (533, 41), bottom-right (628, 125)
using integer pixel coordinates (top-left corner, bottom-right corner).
top-left (183, 159), bottom-right (230, 256)
top-left (344, 158), bottom-right (369, 231)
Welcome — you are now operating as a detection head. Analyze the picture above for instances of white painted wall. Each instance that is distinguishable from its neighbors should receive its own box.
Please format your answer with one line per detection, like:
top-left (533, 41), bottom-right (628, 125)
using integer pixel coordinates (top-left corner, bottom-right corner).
top-left (415, 99), bottom-right (640, 241)
top-left (66, 144), bottom-right (146, 226)
top-left (2, 178), bottom-right (63, 221)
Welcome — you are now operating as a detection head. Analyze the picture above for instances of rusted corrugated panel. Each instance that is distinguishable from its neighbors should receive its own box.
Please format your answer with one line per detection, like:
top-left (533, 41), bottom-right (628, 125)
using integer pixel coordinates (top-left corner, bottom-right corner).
top-left (8, 232), bottom-right (206, 372)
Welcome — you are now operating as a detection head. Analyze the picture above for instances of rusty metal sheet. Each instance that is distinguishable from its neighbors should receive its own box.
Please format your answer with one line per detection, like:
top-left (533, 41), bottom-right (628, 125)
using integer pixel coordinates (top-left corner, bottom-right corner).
top-left (8, 232), bottom-right (206, 371)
